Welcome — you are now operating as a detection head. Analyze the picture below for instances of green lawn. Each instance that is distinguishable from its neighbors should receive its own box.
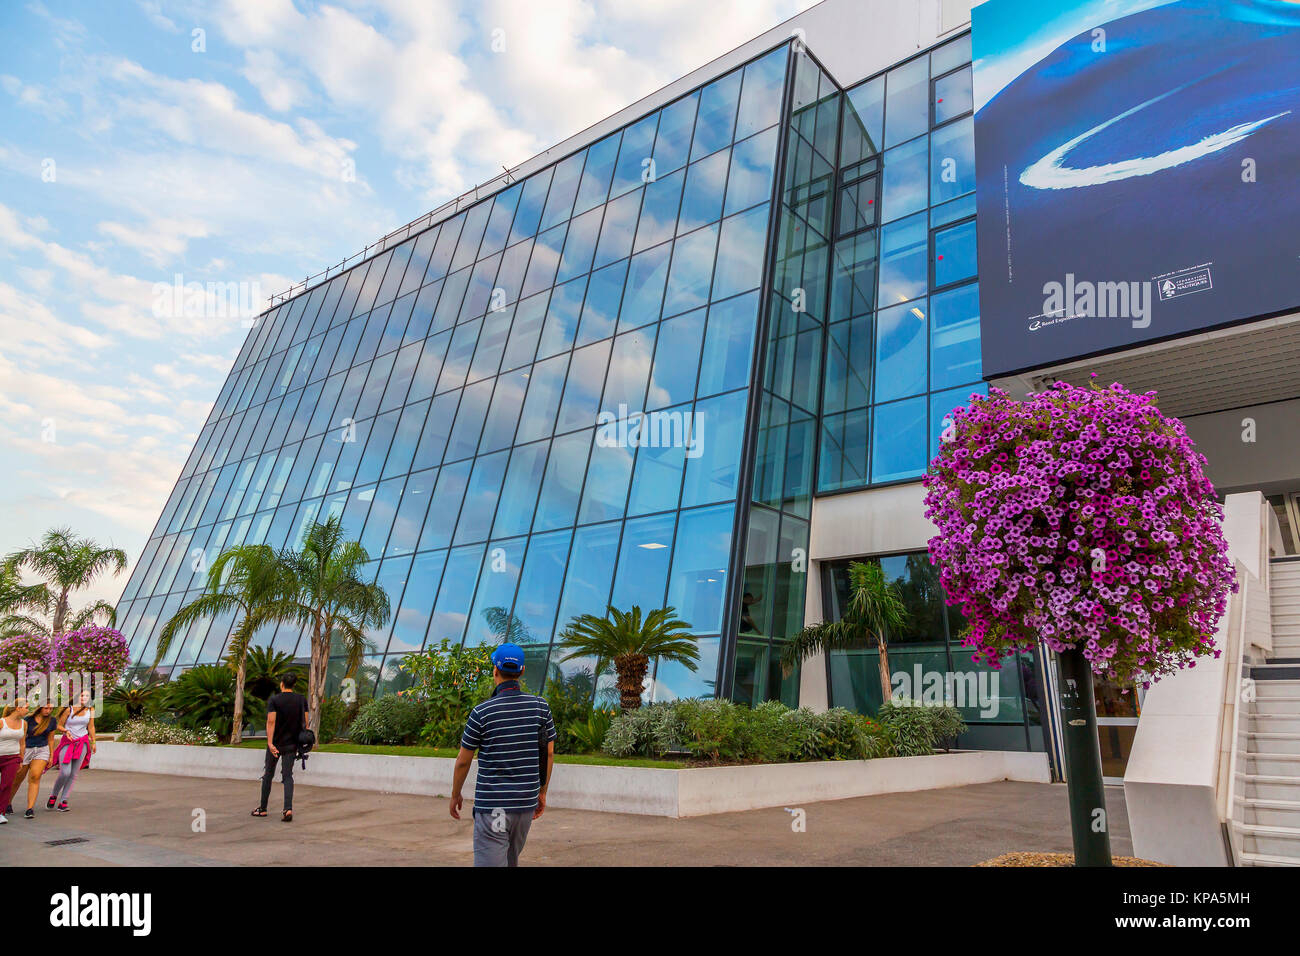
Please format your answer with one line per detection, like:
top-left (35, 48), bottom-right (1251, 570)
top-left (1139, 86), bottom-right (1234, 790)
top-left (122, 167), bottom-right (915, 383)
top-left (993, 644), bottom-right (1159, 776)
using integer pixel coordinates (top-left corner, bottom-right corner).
top-left (228, 739), bottom-right (683, 769)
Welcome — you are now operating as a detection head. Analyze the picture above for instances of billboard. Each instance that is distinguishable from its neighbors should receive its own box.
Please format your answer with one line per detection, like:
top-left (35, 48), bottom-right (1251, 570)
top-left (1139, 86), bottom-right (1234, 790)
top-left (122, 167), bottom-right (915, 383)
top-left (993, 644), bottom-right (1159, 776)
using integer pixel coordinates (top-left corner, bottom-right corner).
top-left (972, 0), bottom-right (1300, 377)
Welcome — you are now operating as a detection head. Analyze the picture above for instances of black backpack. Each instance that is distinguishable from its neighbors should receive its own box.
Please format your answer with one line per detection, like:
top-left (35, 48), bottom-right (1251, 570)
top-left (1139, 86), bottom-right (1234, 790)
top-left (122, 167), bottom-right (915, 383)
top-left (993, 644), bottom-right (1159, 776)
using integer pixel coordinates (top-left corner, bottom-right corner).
top-left (297, 728), bottom-right (316, 770)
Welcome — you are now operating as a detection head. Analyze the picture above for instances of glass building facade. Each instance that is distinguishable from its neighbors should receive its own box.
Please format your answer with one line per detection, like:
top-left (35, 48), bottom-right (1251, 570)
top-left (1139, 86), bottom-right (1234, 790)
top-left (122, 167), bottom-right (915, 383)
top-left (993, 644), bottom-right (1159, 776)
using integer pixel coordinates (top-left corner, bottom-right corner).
top-left (113, 32), bottom-right (1036, 736)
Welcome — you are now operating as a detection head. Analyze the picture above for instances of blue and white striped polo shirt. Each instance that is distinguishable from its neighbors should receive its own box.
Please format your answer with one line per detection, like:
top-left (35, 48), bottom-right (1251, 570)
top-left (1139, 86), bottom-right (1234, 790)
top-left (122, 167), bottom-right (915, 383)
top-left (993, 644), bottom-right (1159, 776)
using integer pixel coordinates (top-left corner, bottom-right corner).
top-left (460, 681), bottom-right (557, 814)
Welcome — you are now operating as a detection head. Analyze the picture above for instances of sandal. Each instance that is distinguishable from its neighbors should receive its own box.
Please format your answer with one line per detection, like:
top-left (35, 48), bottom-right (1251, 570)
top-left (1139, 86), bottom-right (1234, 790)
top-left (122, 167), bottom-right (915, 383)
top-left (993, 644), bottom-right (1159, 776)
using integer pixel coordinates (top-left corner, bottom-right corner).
top-left (251, 808), bottom-right (268, 817)
top-left (281, 809), bottom-right (293, 822)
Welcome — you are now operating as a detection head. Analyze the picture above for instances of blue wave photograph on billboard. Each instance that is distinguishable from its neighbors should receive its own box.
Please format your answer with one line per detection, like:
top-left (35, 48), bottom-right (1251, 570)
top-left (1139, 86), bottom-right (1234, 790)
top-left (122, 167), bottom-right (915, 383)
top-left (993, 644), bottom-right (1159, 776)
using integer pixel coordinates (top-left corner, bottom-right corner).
top-left (972, 0), bottom-right (1300, 377)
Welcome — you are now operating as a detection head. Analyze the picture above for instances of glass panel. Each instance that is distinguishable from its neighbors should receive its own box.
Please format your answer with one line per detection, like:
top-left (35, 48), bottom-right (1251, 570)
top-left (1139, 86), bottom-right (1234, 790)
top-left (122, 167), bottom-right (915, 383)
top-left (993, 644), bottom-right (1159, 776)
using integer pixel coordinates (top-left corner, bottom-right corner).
top-left (635, 169), bottom-right (684, 253)
top-left (533, 428), bottom-right (591, 532)
top-left (667, 503), bottom-right (733, 634)
top-left (610, 511), bottom-right (676, 611)
top-left (513, 530), bottom-right (572, 645)
top-left (390, 548), bottom-right (446, 652)
top-left (736, 48), bottom-right (787, 140)
top-left (933, 66), bottom-right (972, 125)
top-left (712, 203), bottom-right (770, 301)
top-left (538, 276), bottom-right (587, 358)
top-left (541, 151), bottom-right (585, 230)
top-left (930, 116), bottom-right (975, 204)
top-left (841, 75), bottom-right (884, 166)
top-left (578, 432), bottom-right (634, 524)
top-left (691, 71), bottom-right (741, 161)
top-left (576, 260), bottom-right (627, 347)
top-left (874, 299), bottom-right (928, 403)
top-left (555, 521), bottom-right (620, 628)
top-left (453, 449), bottom-right (509, 545)
top-left (556, 340), bottom-right (612, 433)
top-left (575, 132), bottom-right (622, 215)
top-left (681, 389), bottom-right (745, 507)
top-left (493, 440), bottom-right (548, 538)
top-left (819, 407), bottom-right (870, 492)
top-left (652, 91), bottom-right (698, 177)
top-left (678, 150), bottom-right (730, 235)
top-left (465, 537), bottom-right (525, 646)
top-left (618, 243), bottom-right (671, 331)
top-left (612, 113), bottom-right (659, 199)
top-left (428, 544), bottom-right (485, 647)
top-left (726, 127), bottom-right (778, 216)
top-left (516, 352), bottom-right (569, 443)
top-left (884, 55), bottom-right (929, 147)
top-left (929, 383), bottom-right (987, 461)
top-left (878, 213), bottom-right (928, 305)
top-left (697, 292), bottom-right (757, 397)
top-left (661, 223), bottom-right (718, 318)
top-left (417, 459), bottom-right (471, 551)
top-left (933, 219), bottom-right (977, 289)
top-left (646, 308), bottom-right (703, 409)
top-left (871, 396), bottom-right (927, 482)
top-left (387, 467), bottom-right (435, 556)
top-left (880, 135), bottom-right (928, 223)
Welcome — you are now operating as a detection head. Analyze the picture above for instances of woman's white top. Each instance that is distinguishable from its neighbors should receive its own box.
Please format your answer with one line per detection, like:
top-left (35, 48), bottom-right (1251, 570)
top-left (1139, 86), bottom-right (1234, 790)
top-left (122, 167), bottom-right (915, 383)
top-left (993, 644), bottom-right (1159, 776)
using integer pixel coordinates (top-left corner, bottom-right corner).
top-left (0, 718), bottom-right (24, 756)
top-left (64, 709), bottom-right (92, 740)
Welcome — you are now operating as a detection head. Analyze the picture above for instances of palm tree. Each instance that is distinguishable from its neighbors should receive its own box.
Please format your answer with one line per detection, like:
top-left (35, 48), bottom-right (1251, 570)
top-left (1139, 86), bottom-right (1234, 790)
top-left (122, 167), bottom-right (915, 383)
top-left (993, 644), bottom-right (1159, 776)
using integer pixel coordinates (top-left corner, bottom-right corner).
top-left (154, 545), bottom-right (286, 745)
top-left (108, 675), bottom-right (164, 719)
top-left (6, 527), bottom-right (127, 636)
top-left (0, 562), bottom-right (50, 638)
top-left (780, 560), bottom-right (907, 705)
top-left (274, 516), bottom-right (391, 734)
top-left (557, 605), bottom-right (698, 711)
top-left (243, 645), bottom-right (302, 702)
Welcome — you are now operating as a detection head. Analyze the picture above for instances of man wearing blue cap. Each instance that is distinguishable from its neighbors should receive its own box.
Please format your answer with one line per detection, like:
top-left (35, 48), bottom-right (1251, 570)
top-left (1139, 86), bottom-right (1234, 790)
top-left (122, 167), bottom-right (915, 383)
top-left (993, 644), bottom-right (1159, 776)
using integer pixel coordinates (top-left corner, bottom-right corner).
top-left (450, 642), bottom-right (557, 866)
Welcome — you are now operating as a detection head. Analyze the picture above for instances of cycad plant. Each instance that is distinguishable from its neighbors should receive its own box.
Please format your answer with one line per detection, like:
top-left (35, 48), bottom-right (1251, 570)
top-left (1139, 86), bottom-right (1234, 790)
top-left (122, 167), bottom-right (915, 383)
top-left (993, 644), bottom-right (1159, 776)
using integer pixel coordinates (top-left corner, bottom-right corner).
top-left (275, 516), bottom-right (391, 734)
top-left (557, 605), bottom-right (698, 711)
top-left (162, 664), bottom-right (267, 742)
top-left (780, 560), bottom-right (907, 705)
top-left (6, 527), bottom-right (127, 635)
top-left (244, 645), bottom-right (302, 702)
top-left (154, 545), bottom-right (286, 744)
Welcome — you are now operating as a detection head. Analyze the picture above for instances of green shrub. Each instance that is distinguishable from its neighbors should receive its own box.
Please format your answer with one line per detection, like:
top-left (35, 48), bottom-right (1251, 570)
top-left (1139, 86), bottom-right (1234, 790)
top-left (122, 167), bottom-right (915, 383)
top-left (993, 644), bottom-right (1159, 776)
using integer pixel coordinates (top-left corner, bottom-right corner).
top-left (565, 707), bottom-right (616, 754)
top-left (348, 693), bottom-right (429, 745)
top-left (602, 699), bottom-right (895, 763)
top-left (399, 640), bottom-right (495, 748)
top-left (875, 699), bottom-right (967, 756)
top-left (318, 692), bottom-right (357, 745)
top-left (545, 667), bottom-right (598, 753)
top-left (117, 718), bottom-right (217, 746)
top-left (601, 702), bottom-right (689, 757)
top-left (161, 665), bottom-right (266, 743)
top-left (96, 701), bottom-right (129, 734)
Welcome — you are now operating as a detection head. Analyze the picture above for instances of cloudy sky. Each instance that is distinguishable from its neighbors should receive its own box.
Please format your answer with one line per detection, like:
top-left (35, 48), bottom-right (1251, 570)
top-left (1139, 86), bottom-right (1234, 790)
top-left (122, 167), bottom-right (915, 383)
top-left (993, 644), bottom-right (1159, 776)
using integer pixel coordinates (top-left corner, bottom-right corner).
top-left (0, 0), bottom-right (815, 608)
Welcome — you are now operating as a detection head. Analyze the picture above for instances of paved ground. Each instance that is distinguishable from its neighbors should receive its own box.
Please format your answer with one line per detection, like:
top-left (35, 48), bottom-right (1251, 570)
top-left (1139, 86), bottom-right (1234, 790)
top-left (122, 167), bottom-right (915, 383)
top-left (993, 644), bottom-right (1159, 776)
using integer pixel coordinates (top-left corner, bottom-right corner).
top-left (2, 771), bottom-right (1132, 866)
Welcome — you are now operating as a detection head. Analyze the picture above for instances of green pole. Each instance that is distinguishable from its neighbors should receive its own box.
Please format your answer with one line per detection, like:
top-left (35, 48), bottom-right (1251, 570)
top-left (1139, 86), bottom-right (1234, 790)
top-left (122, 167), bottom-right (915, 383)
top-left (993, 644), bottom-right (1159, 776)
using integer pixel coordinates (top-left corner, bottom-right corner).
top-left (1056, 646), bottom-right (1112, 866)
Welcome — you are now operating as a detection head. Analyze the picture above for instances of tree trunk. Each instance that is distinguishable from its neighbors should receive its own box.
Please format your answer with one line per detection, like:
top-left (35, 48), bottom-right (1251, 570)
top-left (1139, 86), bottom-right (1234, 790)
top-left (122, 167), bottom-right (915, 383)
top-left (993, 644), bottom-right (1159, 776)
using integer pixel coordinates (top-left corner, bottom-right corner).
top-left (52, 588), bottom-right (69, 637)
top-left (877, 635), bottom-right (893, 704)
top-left (231, 652), bottom-right (247, 746)
top-left (307, 617), bottom-right (326, 734)
top-left (613, 652), bottom-right (649, 711)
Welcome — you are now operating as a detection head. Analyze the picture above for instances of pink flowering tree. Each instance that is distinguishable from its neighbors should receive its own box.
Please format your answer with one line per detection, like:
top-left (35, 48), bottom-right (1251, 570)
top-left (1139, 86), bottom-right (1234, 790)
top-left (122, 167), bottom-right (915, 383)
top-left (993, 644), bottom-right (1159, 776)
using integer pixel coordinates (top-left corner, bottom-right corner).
top-left (0, 633), bottom-right (54, 699)
top-left (923, 379), bottom-right (1236, 865)
top-left (51, 625), bottom-right (131, 691)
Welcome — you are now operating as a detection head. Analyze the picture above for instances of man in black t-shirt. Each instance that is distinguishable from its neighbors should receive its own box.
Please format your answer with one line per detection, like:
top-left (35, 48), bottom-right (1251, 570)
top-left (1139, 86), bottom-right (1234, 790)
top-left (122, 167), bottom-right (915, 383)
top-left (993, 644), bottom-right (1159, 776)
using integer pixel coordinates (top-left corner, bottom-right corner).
top-left (255, 672), bottom-right (308, 821)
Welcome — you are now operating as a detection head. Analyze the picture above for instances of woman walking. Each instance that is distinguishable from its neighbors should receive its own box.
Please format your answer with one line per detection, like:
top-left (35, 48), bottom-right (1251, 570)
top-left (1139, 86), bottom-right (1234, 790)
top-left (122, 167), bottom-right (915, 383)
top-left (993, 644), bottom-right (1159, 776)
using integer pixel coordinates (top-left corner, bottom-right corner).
top-left (48, 691), bottom-right (95, 813)
top-left (0, 699), bottom-right (28, 824)
top-left (4, 702), bottom-right (55, 820)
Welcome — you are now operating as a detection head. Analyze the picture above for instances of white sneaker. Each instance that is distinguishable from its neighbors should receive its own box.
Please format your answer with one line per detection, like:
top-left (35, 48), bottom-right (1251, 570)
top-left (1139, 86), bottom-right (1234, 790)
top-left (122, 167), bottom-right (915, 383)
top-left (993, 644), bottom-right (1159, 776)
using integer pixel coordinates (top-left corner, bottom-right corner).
top-left (0, 814), bottom-right (8, 824)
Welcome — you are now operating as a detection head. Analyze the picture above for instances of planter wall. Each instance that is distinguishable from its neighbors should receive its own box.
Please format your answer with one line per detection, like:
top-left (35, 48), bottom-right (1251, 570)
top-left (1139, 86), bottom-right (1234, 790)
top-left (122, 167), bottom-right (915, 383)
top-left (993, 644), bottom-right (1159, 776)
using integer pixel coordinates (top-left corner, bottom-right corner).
top-left (92, 741), bottom-right (1049, 818)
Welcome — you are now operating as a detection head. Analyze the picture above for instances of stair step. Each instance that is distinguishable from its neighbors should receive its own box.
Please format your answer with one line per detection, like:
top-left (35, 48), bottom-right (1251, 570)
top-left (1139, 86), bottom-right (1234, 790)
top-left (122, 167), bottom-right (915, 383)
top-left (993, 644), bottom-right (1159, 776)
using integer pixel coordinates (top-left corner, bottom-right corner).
top-left (1243, 774), bottom-right (1300, 800)
top-left (1246, 752), bottom-right (1300, 776)
top-left (1249, 715), bottom-right (1300, 735)
top-left (1242, 798), bottom-right (1300, 826)
top-left (1254, 679), bottom-right (1300, 698)
top-left (1256, 698), bottom-right (1300, 715)
top-left (1240, 856), bottom-right (1300, 867)
top-left (1252, 664), bottom-right (1300, 680)
top-left (1249, 733), bottom-right (1300, 755)
top-left (1237, 821), bottom-right (1300, 857)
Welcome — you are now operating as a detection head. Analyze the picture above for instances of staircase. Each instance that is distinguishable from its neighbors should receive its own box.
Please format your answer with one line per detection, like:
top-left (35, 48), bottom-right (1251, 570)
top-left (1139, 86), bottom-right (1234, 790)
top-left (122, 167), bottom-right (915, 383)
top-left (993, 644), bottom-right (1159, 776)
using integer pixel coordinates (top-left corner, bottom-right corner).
top-left (1237, 558), bottom-right (1300, 866)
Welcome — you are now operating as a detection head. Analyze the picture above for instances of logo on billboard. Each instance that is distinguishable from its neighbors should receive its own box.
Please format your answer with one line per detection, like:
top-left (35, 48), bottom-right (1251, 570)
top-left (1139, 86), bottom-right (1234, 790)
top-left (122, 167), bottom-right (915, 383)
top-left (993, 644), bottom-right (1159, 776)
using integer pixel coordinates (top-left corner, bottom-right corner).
top-left (1155, 266), bottom-right (1213, 302)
